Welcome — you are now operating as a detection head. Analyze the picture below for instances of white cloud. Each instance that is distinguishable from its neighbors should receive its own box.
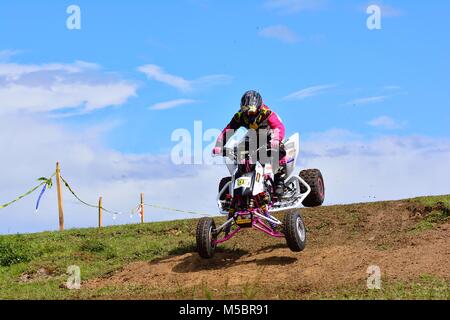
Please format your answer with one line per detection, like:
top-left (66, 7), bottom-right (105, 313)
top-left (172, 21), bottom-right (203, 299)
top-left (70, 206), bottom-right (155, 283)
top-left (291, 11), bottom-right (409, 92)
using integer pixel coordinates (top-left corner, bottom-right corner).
top-left (265, 0), bottom-right (326, 13)
top-left (364, 3), bottom-right (404, 17)
top-left (343, 95), bottom-right (389, 106)
top-left (150, 99), bottom-right (199, 110)
top-left (138, 64), bottom-right (232, 92)
top-left (0, 82), bottom-right (137, 114)
top-left (283, 84), bottom-right (336, 101)
top-left (0, 114), bottom-right (222, 234)
top-left (0, 60), bottom-right (99, 80)
top-left (368, 116), bottom-right (405, 130)
top-left (1, 118), bottom-right (449, 234)
top-left (384, 85), bottom-right (401, 91)
top-left (0, 60), bottom-right (137, 115)
top-left (300, 130), bottom-right (450, 204)
top-left (138, 64), bottom-right (190, 91)
top-left (344, 86), bottom-right (407, 107)
top-left (380, 5), bottom-right (404, 17)
top-left (258, 25), bottom-right (299, 43)
top-left (0, 49), bottom-right (21, 62)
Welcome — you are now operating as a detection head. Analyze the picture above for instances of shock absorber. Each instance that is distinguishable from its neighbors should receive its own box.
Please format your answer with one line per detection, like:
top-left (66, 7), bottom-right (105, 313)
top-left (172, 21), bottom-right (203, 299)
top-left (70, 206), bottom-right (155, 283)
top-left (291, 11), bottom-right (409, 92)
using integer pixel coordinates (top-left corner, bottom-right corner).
top-left (249, 198), bottom-right (255, 209)
top-left (261, 193), bottom-right (276, 229)
top-left (263, 193), bottom-right (271, 205)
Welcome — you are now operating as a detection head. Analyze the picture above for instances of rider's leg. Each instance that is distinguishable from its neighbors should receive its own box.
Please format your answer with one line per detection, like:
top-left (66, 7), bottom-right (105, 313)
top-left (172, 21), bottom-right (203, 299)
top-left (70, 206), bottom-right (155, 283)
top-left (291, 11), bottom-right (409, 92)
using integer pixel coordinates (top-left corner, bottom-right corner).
top-left (274, 145), bottom-right (287, 197)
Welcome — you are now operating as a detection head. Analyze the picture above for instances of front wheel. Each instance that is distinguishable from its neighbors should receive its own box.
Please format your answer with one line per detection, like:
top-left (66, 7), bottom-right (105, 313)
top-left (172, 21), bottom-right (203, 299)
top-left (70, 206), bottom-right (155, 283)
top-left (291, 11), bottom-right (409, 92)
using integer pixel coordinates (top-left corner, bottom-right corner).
top-left (284, 210), bottom-right (307, 252)
top-left (196, 218), bottom-right (217, 259)
top-left (218, 177), bottom-right (232, 201)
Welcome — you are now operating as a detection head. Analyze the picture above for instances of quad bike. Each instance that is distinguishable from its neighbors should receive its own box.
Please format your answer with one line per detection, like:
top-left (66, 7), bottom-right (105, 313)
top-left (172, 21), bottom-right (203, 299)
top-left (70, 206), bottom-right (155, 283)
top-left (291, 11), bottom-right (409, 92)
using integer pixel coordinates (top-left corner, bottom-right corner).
top-left (196, 133), bottom-right (325, 259)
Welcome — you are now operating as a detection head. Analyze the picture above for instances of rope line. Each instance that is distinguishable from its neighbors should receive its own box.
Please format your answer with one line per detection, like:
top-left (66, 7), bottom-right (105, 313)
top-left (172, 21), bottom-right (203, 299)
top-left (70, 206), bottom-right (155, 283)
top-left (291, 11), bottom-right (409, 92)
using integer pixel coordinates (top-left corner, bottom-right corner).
top-left (61, 175), bottom-right (216, 218)
top-left (1, 171), bottom-right (216, 220)
top-left (60, 175), bottom-right (125, 216)
top-left (144, 203), bottom-right (215, 217)
top-left (60, 176), bottom-right (99, 209)
top-left (0, 173), bottom-right (55, 210)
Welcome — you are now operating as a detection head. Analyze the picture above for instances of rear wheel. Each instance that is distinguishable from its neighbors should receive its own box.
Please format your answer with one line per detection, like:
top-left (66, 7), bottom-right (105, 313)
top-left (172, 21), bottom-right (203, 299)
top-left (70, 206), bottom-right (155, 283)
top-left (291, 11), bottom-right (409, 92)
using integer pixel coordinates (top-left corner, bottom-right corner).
top-left (284, 210), bottom-right (307, 252)
top-left (299, 169), bottom-right (325, 207)
top-left (218, 177), bottom-right (232, 201)
top-left (196, 218), bottom-right (217, 259)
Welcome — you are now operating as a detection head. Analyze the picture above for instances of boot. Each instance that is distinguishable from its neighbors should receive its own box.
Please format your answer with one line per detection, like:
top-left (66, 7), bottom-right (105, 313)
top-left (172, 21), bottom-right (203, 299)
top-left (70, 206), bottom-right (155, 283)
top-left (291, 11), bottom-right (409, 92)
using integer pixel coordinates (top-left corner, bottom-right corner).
top-left (274, 173), bottom-right (285, 198)
top-left (274, 164), bottom-right (287, 198)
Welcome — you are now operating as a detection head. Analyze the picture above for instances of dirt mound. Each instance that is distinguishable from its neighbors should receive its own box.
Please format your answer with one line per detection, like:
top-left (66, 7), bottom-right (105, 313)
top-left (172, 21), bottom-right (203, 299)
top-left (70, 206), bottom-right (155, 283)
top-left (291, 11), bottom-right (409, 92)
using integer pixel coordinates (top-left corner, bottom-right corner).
top-left (19, 267), bottom-right (55, 283)
top-left (84, 199), bottom-right (450, 299)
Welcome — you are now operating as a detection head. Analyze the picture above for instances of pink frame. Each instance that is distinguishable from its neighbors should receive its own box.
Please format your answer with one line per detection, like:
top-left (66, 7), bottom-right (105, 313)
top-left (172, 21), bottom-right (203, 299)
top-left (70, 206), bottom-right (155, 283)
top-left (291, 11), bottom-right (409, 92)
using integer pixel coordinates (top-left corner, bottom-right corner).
top-left (213, 210), bottom-right (284, 245)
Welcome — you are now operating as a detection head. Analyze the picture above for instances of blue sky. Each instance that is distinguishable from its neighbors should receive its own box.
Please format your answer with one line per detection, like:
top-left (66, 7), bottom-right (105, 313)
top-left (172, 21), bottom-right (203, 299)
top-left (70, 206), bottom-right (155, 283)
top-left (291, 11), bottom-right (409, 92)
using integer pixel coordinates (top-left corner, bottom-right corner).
top-left (1, 0), bottom-right (449, 233)
top-left (1, 0), bottom-right (449, 152)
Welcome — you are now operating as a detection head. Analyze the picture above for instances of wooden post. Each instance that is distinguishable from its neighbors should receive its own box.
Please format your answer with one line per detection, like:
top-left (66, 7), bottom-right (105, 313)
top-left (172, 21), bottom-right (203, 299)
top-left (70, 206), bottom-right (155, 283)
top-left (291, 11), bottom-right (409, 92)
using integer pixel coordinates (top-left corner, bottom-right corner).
top-left (140, 193), bottom-right (145, 224)
top-left (98, 197), bottom-right (103, 229)
top-left (55, 162), bottom-right (64, 231)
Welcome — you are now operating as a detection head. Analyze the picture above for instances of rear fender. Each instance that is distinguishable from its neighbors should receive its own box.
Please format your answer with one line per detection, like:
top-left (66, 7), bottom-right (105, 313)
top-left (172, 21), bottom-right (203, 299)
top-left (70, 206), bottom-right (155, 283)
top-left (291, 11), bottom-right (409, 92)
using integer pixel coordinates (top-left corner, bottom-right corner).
top-left (284, 133), bottom-right (300, 178)
top-left (252, 162), bottom-right (265, 195)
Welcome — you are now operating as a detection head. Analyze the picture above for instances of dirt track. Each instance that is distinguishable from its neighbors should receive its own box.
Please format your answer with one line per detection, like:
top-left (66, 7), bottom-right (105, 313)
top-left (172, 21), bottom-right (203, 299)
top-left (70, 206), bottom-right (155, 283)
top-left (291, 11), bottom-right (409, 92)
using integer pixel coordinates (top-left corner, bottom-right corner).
top-left (85, 200), bottom-right (450, 299)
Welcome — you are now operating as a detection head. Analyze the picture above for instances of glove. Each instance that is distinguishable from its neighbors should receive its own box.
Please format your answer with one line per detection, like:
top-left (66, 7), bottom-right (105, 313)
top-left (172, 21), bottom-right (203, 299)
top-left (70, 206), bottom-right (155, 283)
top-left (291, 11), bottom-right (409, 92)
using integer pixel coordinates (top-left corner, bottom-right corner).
top-left (212, 147), bottom-right (222, 156)
top-left (270, 139), bottom-right (280, 149)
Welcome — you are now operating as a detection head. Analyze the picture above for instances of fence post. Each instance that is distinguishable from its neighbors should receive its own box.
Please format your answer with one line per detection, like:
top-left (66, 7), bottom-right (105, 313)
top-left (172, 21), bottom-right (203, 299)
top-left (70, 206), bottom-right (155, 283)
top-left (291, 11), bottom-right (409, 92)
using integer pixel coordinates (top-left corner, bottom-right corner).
top-left (55, 162), bottom-right (64, 231)
top-left (140, 193), bottom-right (145, 224)
top-left (98, 196), bottom-right (103, 229)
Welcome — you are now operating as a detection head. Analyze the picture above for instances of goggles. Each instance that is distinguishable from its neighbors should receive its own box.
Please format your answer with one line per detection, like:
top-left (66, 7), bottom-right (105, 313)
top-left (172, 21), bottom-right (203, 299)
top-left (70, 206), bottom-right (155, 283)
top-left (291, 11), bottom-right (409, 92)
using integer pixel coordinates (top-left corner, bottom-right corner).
top-left (241, 105), bottom-right (258, 114)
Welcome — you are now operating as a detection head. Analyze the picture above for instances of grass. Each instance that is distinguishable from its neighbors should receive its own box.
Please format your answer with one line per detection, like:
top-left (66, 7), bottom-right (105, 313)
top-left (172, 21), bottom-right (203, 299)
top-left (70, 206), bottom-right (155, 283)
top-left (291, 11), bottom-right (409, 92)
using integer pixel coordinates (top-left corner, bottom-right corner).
top-left (201, 280), bottom-right (214, 300)
top-left (314, 274), bottom-right (449, 300)
top-left (412, 195), bottom-right (450, 209)
top-left (64, 274), bottom-right (449, 300)
top-left (0, 219), bottom-right (197, 300)
top-left (411, 220), bottom-right (435, 233)
top-left (0, 195), bottom-right (449, 300)
top-left (0, 237), bottom-right (36, 267)
top-left (409, 196), bottom-right (449, 233)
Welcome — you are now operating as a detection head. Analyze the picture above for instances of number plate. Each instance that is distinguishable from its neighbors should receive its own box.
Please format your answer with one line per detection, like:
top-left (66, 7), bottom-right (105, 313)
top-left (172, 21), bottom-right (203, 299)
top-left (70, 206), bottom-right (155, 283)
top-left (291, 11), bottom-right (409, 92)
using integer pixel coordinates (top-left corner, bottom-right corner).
top-left (235, 177), bottom-right (251, 188)
top-left (236, 214), bottom-right (252, 227)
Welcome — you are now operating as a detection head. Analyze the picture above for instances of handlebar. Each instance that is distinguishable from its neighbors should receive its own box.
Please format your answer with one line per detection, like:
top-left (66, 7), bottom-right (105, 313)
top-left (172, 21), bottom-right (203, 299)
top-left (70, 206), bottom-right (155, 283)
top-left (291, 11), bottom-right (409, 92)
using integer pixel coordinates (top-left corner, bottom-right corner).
top-left (221, 145), bottom-right (279, 161)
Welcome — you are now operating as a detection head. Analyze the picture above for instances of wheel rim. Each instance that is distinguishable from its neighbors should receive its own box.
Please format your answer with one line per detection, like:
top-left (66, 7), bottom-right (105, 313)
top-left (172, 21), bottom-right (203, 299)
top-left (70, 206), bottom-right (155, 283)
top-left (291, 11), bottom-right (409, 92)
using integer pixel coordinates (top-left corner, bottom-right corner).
top-left (296, 217), bottom-right (306, 242)
top-left (317, 177), bottom-right (324, 199)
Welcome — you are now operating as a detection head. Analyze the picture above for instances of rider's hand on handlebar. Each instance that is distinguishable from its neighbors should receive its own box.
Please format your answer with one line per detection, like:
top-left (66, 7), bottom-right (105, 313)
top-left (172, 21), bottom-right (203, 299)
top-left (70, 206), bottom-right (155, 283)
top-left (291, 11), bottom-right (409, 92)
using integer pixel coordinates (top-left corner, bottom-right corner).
top-left (270, 139), bottom-right (280, 149)
top-left (212, 147), bottom-right (222, 156)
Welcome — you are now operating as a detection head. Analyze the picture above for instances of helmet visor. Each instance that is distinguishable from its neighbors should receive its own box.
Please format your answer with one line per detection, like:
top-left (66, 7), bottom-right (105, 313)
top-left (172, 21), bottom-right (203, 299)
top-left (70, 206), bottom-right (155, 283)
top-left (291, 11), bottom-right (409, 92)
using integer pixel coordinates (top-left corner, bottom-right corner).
top-left (241, 104), bottom-right (258, 114)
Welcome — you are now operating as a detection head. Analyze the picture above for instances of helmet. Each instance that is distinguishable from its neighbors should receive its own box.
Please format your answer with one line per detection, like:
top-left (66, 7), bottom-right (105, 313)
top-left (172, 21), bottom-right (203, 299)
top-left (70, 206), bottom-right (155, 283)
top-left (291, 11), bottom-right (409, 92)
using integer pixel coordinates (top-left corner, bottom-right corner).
top-left (240, 90), bottom-right (262, 116)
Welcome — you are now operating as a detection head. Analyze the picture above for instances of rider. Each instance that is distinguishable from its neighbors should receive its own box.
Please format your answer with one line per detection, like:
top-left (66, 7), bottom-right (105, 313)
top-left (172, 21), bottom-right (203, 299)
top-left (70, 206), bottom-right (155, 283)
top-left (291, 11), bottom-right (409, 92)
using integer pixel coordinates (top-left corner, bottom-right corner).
top-left (213, 90), bottom-right (287, 197)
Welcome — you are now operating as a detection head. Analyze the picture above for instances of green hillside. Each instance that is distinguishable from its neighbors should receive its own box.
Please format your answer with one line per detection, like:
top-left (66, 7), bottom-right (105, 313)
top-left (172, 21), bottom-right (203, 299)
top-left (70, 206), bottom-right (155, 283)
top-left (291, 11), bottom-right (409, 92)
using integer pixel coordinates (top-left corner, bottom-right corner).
top-left (0, 195), bottom-right (449, 300)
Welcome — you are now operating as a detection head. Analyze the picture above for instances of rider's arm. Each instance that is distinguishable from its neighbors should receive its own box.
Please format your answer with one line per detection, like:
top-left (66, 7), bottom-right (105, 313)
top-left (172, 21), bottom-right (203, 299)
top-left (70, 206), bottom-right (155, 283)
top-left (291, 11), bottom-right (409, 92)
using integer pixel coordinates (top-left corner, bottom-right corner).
top-left (215, 113), bottom-right (241, 148)
top-left (267, 111), bottom-right (286, 143)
